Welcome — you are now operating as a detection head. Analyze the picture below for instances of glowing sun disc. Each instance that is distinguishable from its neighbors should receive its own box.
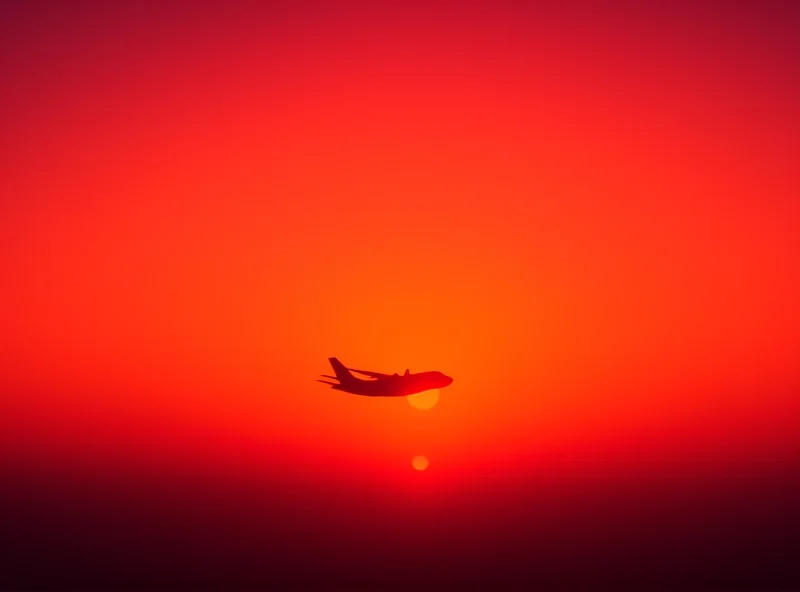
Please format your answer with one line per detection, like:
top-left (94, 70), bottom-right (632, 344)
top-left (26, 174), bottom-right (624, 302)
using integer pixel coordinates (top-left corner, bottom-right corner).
top-left (407, 389), bottom-right (439, 410)
top-left (411, 455), bottom-right (429, 471)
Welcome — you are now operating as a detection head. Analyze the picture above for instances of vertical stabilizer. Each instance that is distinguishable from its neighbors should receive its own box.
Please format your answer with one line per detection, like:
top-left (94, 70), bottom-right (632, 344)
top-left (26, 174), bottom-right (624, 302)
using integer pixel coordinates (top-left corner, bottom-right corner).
top-left (329, 357), bottom-right (354, 382)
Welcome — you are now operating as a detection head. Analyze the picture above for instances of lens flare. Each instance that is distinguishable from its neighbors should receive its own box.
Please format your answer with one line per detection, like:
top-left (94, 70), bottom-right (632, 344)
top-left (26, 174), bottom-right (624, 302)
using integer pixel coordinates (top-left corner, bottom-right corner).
top-left (411, 455), bottom-right (429, 471)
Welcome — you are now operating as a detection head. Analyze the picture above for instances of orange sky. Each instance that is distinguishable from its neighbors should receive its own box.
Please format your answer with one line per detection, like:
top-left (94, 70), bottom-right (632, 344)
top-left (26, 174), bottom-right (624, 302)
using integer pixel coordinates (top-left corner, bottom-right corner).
top-left (1, 2), bottom-right (799, 493)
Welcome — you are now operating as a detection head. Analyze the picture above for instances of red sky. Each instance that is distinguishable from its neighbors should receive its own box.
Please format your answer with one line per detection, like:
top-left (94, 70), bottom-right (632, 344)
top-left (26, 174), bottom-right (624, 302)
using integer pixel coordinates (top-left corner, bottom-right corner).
top-left (1, 2), bottom-right (799, 586)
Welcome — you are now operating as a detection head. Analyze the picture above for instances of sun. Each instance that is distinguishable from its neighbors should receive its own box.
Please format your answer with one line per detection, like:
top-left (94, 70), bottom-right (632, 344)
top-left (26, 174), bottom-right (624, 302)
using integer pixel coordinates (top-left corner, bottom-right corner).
top-left (411, 455), bottom-right (429, 471)
top-left (407, 388), bottom-right (439, 410)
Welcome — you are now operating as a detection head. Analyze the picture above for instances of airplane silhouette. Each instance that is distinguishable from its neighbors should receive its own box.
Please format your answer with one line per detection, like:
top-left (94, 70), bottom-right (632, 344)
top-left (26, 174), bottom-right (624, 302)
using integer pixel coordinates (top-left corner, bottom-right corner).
top-left (318, 357), bottom-right (453, 397)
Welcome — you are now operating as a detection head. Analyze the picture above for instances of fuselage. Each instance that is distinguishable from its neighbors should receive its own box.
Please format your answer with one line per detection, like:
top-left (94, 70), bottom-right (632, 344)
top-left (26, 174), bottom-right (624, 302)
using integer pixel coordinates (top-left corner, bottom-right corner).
top-left (337, 371), bottom-right (453, 397)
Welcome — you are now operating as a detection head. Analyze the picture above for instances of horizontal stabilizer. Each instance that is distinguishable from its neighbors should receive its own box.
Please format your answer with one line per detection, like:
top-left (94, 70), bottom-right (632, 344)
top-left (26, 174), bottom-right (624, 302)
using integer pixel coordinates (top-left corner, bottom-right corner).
top-left (320, 374), bottom-right (337, 380)
top-left (317, 379), bottom-right (337, 386)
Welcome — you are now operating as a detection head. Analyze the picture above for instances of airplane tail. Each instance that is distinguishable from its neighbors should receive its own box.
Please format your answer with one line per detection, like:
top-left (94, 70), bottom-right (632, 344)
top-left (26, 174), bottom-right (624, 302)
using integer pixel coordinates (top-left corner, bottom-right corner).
top-left (328, 357), bottom-right (354, 382)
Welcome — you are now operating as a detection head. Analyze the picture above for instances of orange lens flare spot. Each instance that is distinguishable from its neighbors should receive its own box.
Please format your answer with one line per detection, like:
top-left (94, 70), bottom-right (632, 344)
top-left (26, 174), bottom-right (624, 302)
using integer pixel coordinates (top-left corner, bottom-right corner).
top-left (411, 455), bottom-right (429, 471)
top-left (407, 389), bottom-right (439, 410)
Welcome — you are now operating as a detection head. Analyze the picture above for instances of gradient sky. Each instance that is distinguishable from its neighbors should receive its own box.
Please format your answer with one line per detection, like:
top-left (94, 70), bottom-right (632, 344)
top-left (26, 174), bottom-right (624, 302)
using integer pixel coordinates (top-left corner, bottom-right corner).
top-left (1, 1), bottom-right (799, 586)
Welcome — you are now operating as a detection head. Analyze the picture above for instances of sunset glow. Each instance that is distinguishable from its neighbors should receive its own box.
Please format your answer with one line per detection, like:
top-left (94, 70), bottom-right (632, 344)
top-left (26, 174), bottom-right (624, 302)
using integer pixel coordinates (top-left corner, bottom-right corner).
top-left (2, 0), bottom-right (798, 514)
top-left (1, 2), bottom-right (798, 588)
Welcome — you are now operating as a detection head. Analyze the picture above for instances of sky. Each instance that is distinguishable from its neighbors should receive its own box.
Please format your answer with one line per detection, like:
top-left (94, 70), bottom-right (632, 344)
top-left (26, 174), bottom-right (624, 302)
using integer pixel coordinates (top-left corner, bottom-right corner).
top-left (1, 1), bottom-right (799, 587)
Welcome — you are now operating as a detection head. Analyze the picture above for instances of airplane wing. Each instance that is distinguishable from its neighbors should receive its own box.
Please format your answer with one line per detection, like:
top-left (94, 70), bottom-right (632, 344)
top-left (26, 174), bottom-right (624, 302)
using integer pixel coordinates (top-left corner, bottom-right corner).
top-left (348, 368), bottom-right (393, 379)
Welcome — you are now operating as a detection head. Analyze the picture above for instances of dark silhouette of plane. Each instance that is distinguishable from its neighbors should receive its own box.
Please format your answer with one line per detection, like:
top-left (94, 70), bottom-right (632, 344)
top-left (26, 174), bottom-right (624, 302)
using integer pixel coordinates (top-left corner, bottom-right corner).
top-left (318, 357), bottom-right (453, 397)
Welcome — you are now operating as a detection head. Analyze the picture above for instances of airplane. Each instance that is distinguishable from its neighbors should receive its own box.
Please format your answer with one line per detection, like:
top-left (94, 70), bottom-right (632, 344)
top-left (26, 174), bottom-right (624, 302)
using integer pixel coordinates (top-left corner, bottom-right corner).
top-left (317, 357), bottom-right (453, 397)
